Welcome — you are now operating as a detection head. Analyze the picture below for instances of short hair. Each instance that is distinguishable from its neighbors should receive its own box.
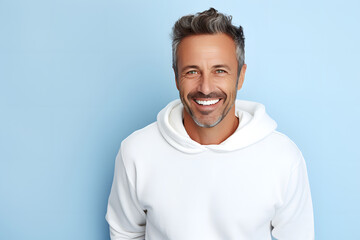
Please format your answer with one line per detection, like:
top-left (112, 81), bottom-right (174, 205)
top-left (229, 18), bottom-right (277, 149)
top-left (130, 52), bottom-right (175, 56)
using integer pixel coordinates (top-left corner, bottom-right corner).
top-left (171, 7), bottom-right (245, 78)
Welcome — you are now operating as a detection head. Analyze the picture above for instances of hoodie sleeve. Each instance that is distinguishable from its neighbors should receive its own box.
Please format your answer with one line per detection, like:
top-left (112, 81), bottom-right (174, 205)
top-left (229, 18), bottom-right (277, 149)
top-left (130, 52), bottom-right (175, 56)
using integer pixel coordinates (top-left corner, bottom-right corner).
top-left (271, 156), bottom-right (314, 240)
top-left (105, 146), bottom-right (146, 240)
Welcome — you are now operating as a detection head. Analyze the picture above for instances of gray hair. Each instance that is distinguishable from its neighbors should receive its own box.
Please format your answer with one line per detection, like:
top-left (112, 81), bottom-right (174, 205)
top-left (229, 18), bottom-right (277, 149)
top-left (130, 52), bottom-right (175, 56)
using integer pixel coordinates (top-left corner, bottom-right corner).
top-left (171, 8), bottom-right (245, 78)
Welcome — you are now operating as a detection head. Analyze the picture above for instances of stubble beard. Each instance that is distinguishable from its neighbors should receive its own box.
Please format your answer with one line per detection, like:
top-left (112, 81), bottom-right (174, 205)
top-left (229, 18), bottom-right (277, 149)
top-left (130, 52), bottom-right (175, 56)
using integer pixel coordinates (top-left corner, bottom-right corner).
top-left (181, 89), bottom-right (238, 128)
top-left (190, 103), bottom-right (233, 128)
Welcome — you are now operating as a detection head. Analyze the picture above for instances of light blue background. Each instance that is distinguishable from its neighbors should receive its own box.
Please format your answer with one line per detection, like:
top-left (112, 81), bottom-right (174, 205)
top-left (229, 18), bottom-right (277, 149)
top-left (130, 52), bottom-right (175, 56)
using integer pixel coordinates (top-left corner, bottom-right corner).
top-left (1, 0), bottom-right (359, 239)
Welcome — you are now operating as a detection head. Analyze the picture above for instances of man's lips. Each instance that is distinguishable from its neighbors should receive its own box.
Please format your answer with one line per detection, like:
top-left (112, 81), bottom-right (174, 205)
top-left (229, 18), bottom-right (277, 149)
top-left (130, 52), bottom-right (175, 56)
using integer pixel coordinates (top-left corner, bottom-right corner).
top-left (191, 98), bottom-right (222, 115)
top-left (194, 98), bottom-right (220, 106)
top-left (192, 98), bottom-right (223, 108)
top-left (188, 92), bottom-right (225, 110)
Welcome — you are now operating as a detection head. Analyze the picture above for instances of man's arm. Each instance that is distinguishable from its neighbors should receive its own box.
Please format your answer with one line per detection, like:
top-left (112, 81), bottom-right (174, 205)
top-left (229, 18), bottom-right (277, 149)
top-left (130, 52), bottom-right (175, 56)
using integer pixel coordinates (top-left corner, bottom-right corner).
top-left (271, 156), bottom-right (314, 240)
top-left (106, 146), bottom-right (146, 240)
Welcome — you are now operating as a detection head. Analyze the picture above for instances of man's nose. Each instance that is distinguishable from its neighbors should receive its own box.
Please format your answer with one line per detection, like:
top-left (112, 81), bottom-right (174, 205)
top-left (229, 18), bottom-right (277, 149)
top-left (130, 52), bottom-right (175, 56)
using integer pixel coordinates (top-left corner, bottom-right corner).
top-left (198, 72), bottom-right (214, 95)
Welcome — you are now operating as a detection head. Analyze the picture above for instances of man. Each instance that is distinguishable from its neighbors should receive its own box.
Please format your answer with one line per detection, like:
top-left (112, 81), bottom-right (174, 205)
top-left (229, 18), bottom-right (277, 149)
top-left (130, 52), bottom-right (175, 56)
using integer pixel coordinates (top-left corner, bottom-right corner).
top-left (106, 8), bottom-right (314, 240)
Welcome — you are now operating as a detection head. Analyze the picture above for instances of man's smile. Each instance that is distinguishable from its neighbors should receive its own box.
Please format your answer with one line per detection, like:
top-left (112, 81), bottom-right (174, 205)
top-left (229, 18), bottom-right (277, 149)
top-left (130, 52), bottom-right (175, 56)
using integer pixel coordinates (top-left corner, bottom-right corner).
top-left (194, 98), bottom-right (220, 106)
top-left (190, 98), bottom-right (224, 116)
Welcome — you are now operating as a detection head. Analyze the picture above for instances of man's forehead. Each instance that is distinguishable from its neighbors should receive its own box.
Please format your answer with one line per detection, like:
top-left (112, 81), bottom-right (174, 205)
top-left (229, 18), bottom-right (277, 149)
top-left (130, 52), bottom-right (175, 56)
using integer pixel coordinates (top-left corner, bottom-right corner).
top-left (178, 33), bottom-right (236, 48)
top-left (177, 33), bottom-right (237, 68)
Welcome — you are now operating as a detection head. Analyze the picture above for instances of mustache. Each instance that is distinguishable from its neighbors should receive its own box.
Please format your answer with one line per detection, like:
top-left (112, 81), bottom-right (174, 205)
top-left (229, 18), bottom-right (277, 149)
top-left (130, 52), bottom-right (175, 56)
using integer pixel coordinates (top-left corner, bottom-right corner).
top-left (188, 91), bottom-right (226, 99)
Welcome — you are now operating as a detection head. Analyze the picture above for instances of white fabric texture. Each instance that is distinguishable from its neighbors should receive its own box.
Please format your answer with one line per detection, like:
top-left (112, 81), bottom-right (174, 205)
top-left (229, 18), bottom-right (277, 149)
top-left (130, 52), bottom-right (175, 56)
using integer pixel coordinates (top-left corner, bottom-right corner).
top-left (106, 99), bottom-right (314, 240)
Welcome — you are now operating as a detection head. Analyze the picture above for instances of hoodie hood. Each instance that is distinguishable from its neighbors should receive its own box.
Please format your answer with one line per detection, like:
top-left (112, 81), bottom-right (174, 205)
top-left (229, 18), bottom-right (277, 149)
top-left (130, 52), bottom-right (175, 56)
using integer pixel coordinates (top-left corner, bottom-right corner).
top-left (157, 99), bottom-right (277, 154)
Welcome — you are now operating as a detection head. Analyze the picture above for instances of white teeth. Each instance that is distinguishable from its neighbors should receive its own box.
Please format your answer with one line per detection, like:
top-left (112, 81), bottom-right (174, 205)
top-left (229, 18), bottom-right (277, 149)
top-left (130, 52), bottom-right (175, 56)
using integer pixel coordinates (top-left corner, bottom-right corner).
top-left (195, 99), bottom-right (220, 106)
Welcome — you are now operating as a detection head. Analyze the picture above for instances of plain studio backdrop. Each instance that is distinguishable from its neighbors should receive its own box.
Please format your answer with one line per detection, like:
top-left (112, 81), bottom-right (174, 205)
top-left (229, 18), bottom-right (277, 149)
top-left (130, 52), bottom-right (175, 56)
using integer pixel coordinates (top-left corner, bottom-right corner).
top-left (0, 0), bottom-right (359, 239)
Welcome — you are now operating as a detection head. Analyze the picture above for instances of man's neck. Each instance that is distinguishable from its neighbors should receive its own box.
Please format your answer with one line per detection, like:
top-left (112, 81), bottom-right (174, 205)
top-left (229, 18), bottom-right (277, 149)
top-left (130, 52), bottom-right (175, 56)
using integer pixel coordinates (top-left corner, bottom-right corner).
top-left (183, 106), bottom-right (239, 145)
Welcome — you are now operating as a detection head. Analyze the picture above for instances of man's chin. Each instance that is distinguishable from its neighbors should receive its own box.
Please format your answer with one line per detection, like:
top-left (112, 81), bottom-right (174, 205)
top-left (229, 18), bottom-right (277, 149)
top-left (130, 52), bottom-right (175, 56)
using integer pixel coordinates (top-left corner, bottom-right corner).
top-left (192, 116), bottom-right (223, 128)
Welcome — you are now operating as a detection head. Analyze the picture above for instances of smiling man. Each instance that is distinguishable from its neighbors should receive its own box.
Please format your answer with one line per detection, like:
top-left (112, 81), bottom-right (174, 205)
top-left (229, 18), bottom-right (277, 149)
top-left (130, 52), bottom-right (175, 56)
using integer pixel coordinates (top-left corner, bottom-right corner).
top-left (106, 8), bottom-right (314, 240)
top-left (176, 33), bottom-right (246, 145)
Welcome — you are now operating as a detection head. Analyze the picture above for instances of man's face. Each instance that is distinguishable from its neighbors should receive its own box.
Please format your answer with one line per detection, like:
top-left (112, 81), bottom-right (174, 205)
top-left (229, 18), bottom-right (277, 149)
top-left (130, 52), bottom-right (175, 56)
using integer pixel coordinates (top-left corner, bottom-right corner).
top-left (175, 33), bottom-right (245, 128)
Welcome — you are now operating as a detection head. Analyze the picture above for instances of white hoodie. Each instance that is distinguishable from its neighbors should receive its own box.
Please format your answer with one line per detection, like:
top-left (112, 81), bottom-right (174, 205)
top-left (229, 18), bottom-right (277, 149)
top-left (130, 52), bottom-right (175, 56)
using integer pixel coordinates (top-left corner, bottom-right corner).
top-left (106, 99), bottom-right (314, 240)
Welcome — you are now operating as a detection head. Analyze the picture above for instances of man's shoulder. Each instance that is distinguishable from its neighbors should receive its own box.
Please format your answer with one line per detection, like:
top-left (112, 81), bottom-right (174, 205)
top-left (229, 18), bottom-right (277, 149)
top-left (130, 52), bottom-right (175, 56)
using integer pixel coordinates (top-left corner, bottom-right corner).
top-left (120, 121), bottom-right (163, 154)
top-left (123, 121), bottom-right (160, 142)
top-left (269, 131), bottom-right (303, 152)
top-left (263, 130), bottom-right (305, 169)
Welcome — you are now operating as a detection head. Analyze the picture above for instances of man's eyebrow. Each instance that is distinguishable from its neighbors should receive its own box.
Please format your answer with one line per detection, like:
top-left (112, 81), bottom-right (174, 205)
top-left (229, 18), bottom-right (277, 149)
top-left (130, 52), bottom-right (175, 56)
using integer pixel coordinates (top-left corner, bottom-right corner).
top-left (181, 64), bottom-right (232, 72)
top-left (212, 64), bottom-right (231, 70)
top-left (181, 65), bottom-right (200, 72)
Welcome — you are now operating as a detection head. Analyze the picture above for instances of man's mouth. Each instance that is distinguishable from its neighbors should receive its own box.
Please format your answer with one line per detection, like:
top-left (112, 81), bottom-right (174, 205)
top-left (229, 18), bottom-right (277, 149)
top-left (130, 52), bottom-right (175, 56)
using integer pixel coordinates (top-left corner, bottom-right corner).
top-left (194, 99), bottom-right (220, 106)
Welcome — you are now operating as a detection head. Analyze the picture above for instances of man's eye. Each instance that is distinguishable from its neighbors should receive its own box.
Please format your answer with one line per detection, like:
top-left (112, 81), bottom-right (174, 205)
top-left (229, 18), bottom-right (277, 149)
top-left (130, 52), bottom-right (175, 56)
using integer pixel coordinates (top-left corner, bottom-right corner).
top-left (187, 70), bottom-right (198, 74)
top-left (216, 69), bottom-right (226, 73)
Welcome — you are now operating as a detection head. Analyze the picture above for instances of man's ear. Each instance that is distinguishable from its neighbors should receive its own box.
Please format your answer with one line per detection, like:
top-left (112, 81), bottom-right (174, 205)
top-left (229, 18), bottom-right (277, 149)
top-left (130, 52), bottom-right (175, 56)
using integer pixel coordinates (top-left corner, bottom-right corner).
top-left (237, 64), bottom-right (247, 90)
top-left (173, 67), bottom-right (179, 90)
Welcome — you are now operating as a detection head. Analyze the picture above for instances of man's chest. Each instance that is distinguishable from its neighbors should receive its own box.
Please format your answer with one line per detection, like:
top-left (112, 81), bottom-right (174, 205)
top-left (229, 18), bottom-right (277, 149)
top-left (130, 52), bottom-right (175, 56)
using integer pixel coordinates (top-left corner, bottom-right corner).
top-left (133, 151), bottom-right (283, 239)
